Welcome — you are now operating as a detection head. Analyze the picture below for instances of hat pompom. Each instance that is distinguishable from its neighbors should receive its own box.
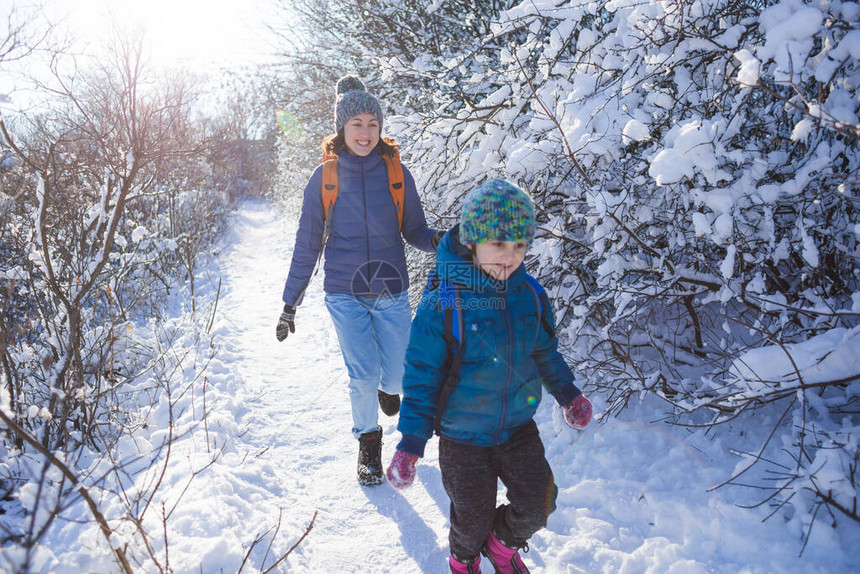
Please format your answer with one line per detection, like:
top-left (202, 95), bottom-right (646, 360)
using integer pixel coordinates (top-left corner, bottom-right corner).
top-left (336, 76), bottom-right (366, 96)
top-left (333, 75), bottom-right (383, 133)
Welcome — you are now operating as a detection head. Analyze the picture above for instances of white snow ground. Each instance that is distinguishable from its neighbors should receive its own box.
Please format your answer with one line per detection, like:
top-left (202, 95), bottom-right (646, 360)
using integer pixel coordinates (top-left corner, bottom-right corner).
top-left (49, 197), bottom-right (860, 573)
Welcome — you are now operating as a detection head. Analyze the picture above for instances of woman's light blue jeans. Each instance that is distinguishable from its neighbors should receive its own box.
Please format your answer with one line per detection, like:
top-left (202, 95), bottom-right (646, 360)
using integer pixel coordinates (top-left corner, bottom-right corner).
top-left (325, 291), bottom-right (412, 438)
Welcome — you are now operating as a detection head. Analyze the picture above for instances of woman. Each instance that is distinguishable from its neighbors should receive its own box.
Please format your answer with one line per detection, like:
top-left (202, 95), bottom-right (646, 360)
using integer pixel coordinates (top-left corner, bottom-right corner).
top-left (276, 75), bottom-right (442, 486)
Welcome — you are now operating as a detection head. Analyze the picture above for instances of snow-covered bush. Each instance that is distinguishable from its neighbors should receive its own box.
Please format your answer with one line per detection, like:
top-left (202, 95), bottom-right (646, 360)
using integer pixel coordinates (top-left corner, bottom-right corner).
top-left (0, 31), bottom-right (239, 569)
top-left (402, 0), bottom-right (860, 541)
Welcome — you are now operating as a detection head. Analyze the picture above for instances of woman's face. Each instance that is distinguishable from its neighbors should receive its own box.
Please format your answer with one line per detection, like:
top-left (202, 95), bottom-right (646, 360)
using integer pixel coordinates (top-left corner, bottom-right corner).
top-left (471, 240), bottom-right (528, 281)
top-left (343, 113), bottom-right (380, 157)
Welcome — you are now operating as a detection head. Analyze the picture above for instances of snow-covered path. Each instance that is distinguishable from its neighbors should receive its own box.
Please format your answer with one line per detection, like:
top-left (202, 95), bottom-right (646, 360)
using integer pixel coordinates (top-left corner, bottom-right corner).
top-left (207, 197), bottom-right (452, 571)
top-left (122, 197), bottom-right (857, 573)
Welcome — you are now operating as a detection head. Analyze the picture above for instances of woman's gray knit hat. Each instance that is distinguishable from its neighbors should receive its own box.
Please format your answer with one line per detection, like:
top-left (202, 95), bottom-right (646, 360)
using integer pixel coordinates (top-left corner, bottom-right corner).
top-left (334, 76), bottom-right (383, 133)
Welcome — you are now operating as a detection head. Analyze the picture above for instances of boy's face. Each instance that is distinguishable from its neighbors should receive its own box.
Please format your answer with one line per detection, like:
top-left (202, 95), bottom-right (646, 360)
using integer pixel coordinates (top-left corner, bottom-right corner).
top-left (343, 113), bottom-right (380, 157)
top-left (470, 240), bottom-right (527, 281)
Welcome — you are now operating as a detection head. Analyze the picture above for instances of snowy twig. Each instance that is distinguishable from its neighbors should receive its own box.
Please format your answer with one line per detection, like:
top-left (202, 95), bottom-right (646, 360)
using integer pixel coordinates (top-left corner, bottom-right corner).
top-left (0, 408), bottom-right (135, 573)
top-left (808, 481), bottom-right (859, 524)
top-left (710, 397), bottom-right (796, 492)
top-left (206, 277), bottom-right (222, 334)
top-left (261, 511), bottom-right (318, 574)
top-left (735, 75), bottom-right (860, 142)
top-left (236, 528), bottom-right (271, 574)
top-left (258, 508), bottom-right (283, 572)
top-left (511, 44), bottom-right (594, 187)
top-left (161, 501), bottom-right (170, 573)
top-left (203, 375), bottom-right (211, 453)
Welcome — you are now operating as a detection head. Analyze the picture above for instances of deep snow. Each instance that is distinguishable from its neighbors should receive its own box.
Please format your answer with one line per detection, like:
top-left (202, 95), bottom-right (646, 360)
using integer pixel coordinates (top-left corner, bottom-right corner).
top-left (47, 197), bottom-right (860, 573)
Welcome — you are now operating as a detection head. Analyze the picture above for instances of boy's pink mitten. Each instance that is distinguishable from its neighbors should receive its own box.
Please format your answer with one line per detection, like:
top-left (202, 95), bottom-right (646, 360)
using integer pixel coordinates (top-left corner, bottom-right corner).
top-left (386, 450), bottom-right (418, 489)
top-left (563, 394), bottom-right (593, 429)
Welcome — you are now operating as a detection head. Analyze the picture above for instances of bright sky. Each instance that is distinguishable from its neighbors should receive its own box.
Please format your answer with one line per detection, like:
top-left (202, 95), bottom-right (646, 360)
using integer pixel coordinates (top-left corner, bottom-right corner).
top-left (1, 0), bottom-right (284, 116)
top-left (56, 0), bottom-right (277, 70)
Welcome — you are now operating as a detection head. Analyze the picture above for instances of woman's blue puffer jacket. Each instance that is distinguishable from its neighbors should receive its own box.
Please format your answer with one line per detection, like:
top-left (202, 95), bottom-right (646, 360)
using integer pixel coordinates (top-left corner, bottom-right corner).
top-left (397, 226), bottom-right (581, 456)
top-left (282, 148), bottom-right (436, 306)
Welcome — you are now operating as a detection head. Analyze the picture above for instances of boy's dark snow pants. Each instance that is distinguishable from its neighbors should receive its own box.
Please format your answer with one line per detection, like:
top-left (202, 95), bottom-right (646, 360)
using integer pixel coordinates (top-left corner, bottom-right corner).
top-left (439, 419), bottom-right (558, 561)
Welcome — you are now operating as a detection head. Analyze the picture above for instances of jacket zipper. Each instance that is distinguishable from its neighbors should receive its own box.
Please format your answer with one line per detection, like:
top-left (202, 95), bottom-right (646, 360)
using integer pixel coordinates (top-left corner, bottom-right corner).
top-left (361, 159), bottom-right (370, 268)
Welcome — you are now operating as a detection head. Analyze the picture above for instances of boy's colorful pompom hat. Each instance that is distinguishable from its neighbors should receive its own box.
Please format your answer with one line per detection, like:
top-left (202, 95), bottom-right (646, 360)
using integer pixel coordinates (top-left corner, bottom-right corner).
top-left (334, 75), bottom-right (383, 133)
top-left (460, 179), bottom-right (536, 245)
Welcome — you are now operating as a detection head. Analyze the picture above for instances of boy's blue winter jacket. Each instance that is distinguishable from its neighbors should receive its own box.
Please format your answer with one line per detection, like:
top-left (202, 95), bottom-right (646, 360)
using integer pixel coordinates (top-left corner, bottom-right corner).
top-left (282, 148), bottom-right (437, 306)
top-left (397, 226), bottom-right (582, 456)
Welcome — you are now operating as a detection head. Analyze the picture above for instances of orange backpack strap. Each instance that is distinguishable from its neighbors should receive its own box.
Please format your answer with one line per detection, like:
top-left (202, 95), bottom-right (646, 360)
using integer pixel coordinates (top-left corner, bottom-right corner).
top-left (321, 159), bottom-right (339, 223)
top-left (381, 153), bottom-right (405, 231)
top-left (319, 151), bottom-right (405, 231)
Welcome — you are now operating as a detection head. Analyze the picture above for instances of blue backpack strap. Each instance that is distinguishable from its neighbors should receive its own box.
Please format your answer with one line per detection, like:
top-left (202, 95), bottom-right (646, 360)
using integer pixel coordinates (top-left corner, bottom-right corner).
top-left (435, 279), bottom-right (463, 435)
top-left (438, 280), bottom-right (463, 351)
top-left (523, 274), bottom-right (555, 338)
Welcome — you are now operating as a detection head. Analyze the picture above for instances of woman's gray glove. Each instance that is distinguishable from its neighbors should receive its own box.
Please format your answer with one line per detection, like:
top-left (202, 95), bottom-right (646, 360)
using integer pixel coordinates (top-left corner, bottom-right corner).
top-left (276, 304), bottom-right (296, 341)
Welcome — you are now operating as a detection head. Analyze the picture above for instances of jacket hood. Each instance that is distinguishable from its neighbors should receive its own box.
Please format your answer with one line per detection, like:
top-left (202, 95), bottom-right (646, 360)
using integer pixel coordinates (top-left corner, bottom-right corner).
top-left (435, 224), bottom-right (526, 292)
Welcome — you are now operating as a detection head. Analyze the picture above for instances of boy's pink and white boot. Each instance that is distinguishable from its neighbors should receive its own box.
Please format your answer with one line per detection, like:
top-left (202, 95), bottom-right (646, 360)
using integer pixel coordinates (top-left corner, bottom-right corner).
top-left (449, 554), bottom-right (481, 574)
top-left (481, 532), bottom-right (530, 574)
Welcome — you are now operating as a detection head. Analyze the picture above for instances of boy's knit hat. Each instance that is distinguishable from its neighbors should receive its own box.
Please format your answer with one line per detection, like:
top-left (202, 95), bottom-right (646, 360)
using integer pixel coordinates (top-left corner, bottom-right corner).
top-left (334, 76), bottom-right (383, 133)
top-left (460, 179), bottom-right (536, 245)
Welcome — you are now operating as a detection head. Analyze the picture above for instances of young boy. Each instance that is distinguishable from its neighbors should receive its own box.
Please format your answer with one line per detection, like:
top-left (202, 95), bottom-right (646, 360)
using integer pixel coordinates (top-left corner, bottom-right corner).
top-left (386, 179), bottom-right (593, 573)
